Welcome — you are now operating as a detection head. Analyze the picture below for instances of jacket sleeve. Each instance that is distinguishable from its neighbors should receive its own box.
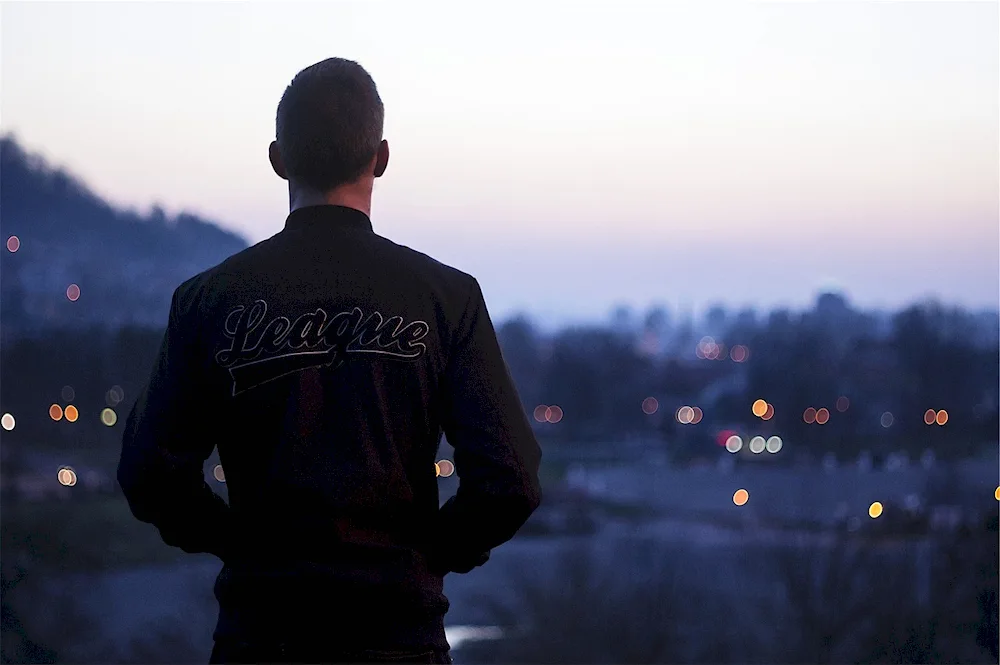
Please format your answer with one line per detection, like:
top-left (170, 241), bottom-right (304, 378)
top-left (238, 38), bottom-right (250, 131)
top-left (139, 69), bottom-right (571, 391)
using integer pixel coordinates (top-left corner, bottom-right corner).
top-left (428, 278), bottom-right (543, 575)
top-left (117, 287), bottom-right (232, 560)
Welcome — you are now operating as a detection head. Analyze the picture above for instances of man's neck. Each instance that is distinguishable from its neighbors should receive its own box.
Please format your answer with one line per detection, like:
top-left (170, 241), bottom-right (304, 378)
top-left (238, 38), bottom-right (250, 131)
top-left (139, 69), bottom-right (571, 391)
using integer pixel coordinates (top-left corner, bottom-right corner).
top-left (289, 183), bottom-right (373, 217)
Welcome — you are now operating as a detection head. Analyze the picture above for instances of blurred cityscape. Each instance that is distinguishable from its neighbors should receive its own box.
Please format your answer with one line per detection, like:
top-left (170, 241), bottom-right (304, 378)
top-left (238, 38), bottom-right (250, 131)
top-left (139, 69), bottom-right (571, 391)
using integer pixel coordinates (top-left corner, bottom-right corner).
top-left (1, 137), bottom-right (998, 663)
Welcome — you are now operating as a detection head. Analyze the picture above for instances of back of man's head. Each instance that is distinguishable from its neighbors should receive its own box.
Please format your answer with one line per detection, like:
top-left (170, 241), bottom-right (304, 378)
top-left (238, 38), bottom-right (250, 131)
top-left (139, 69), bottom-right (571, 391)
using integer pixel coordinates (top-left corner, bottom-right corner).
top-left (275, 58), bottom-right (384, 192)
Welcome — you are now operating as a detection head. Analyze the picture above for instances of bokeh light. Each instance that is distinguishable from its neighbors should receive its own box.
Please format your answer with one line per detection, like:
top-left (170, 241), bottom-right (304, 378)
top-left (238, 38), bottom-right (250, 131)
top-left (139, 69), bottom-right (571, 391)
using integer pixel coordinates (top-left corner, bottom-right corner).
top-left (66, 283), bottom-right (81, 301)
top-left (765, 436), bottom-right (783, 453)
top-left (641, 397), bottom-right (658, 415)
top-left (690, 407), bottom-right (703, 424)
top-left (923, 409), bottom-right (937, 425)
top-left (803, 407), bottom-right (817, 424)
top-left (733, 489), bottom-right (749, 506)
top-left (101, 408), bottom-right (118, 426)
top-left (6, 235), bottom-right (20, 253)
top-left (677, 406), bottom-right (695, 424)
top-left (49, 404), bottom-right (63, 421)
top-left (1, 413), bottom-right (14, 431)
top-left (995, 486), bottom-right (999, 501)
top-left (869, 502), bottom-right (883, 519)
top-left (61, 385), bottom-right (75, 402)
top-left (547, 405), bottom-right (564, 423)
top-left (533, 405), bottom-right (548, 423)
top-left (835, 396), bottom-right (850, 412)
top-left (749, 436), bottom-right (766, 454)
top-left (57, 466), bottom-right (77, 487)
top-left (107, 386), bottom-right (124, 406)
top-left (437, 459), bottom-right (455, 477)
top-left (881, 412), bottom-right (894, 428)
top-left (64, 405), bottom-right (79, 422)
top-left (935, 409), bottom-right (948, 426)
top-left (751, 399), bottom-right (768, 417)
top-left (762, 403), bottom-right (774, 421)
top-left (730, 345), bottom-right (749, 363)
top-left (725, 435), bottom-right (743, 453)
top-left (213, 465), bottom-right (225, 482)
top-left (815, 408), bottom-right (830, 425)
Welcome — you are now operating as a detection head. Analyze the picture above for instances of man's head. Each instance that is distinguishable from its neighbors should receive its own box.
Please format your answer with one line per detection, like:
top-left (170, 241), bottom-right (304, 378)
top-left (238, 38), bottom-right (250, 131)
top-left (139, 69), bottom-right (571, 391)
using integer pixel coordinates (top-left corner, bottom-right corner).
top-left (269, 58), bottom-right (388, 201)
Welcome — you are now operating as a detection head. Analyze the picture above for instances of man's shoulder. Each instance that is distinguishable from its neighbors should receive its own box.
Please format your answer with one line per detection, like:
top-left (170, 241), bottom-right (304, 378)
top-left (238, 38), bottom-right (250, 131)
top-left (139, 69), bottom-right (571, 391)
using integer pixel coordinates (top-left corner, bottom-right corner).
top-left (372, 234), bottom-right (478, 293)
top-left (173, 236), bottom-right (279, 300)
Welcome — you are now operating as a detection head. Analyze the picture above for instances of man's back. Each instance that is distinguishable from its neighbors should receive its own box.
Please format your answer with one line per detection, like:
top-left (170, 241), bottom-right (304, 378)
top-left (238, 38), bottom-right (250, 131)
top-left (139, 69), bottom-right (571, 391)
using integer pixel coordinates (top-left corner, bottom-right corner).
top-left (118, 57), bottom-right (542, 663)
top-left (119, 205), bottom-right (542, 654)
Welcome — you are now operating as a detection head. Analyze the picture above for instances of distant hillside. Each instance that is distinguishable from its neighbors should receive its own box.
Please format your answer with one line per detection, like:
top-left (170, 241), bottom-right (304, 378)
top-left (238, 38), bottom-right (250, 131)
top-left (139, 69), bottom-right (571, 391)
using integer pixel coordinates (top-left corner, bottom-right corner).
top-left (0, 135), bottom-right (249, 335)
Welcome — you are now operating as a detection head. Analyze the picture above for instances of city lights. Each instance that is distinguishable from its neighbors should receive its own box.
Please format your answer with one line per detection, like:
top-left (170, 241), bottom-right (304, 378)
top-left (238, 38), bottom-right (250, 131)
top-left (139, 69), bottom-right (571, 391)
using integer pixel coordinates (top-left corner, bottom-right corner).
top-left (676, 406), bottom-right (702, 425)
top-left (57, 466), bottom-right (77, 487)
top-left (107, 386), bottom-right (124, 406)
top-left (437, 459), bottom-right (455, 477)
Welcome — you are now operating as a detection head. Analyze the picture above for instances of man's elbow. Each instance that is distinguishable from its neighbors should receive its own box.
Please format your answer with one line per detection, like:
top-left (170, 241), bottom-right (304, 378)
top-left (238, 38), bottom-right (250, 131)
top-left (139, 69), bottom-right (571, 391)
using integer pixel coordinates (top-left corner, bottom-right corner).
top-left (116, 463), bottom-right (156, 523)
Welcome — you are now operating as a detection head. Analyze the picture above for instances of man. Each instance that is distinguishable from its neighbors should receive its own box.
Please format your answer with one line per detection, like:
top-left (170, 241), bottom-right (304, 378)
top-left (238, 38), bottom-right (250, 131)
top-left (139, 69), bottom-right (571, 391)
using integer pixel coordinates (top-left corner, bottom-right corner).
top-left (118, 58), bottom-right (542, 664)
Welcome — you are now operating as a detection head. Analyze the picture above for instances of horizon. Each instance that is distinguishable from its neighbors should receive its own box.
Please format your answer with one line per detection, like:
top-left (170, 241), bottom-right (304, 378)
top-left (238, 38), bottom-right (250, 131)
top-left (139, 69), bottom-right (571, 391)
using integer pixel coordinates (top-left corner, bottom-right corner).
top-left (2, 1), bottom-right (998, 323)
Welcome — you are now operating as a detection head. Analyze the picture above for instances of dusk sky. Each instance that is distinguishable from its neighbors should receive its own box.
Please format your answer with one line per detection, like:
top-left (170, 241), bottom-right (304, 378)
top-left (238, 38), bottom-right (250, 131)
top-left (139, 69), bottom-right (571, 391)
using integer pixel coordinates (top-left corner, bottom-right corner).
top-left (2, 1), bottom-right (997, 325)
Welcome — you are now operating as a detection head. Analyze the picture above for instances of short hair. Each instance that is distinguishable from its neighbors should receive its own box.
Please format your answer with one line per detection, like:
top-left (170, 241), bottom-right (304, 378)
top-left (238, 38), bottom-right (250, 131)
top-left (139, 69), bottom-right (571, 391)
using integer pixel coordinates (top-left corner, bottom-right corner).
top-left (275, 58), bottom-right (384, 191)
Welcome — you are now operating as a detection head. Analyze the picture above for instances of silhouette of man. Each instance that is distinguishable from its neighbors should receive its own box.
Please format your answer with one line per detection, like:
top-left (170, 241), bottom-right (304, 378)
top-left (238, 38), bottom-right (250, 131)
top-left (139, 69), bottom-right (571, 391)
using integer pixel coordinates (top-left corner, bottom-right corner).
top-left (117, 58), bottom-right (542, 664)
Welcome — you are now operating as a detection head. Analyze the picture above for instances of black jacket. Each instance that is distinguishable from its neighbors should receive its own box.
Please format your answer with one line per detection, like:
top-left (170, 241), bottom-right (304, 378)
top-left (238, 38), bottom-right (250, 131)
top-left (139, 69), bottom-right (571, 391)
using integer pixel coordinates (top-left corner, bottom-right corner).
top-left (117, 205), bottom-right (542, 650)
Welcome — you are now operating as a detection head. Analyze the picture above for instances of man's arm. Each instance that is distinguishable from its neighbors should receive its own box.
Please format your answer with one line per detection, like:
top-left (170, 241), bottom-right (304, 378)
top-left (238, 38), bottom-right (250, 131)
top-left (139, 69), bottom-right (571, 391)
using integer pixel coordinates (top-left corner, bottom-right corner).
top-left (428, 278), bottom-right (542, 575)
top-left (117, 287), bottom-right (232, 560)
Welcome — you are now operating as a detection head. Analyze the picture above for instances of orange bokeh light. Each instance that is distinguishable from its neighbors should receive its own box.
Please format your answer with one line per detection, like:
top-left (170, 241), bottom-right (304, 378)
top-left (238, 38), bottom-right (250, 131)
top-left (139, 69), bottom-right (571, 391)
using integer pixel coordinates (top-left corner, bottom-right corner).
top-left (815, 408), bottom-right (830, 425)
top-left (935, 410), bottom-right (948, 426)
top-left (64, 405), bottom-right (79, 422)
top-left (923, 409), bottom-right (936, 425)
top-left (733, 489), bottom-right (749, 506)
top-left (751, 399), bottom-right (768, 418)
top-left (49, 404), bottom-right (63, 421)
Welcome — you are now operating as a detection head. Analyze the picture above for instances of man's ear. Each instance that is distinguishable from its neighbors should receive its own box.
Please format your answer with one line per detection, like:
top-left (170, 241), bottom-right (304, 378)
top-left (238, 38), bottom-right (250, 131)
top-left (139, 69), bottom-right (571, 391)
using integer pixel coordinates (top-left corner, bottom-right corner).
top-left (374, 139), bottom-right (389, 178)
top-left (269, 140), bottom-right (288, 180)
